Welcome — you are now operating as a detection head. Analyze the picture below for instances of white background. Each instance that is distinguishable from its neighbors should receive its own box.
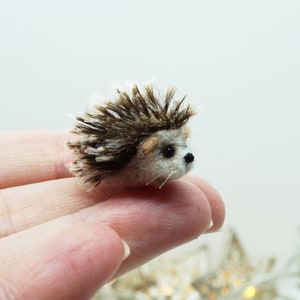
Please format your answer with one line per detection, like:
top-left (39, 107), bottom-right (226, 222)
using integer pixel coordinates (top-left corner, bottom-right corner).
top-left (1, 1), bottom-right (299, 268)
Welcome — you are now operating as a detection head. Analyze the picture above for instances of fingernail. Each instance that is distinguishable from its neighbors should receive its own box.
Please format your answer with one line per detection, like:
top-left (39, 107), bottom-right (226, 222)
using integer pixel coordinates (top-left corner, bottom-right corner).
top-left (204, 219), bottom-right (214, 233)
top-left (121, 239), bottom-right (130, 261)
top-left (207, 219), bottom-right (214, 230)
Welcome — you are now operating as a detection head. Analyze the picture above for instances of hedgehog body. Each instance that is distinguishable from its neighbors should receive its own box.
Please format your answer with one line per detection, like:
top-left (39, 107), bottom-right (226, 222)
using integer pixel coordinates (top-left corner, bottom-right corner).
top-left (68, 84), bottom-right (196, 189)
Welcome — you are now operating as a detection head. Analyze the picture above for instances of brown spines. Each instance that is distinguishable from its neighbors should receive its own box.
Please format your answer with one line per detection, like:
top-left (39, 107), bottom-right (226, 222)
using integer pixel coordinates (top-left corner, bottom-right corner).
top-left (68, 84), bottom-right (195, 185)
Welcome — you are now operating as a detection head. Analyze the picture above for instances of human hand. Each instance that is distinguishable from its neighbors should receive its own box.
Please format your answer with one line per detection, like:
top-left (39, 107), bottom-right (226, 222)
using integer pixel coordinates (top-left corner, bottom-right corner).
top-left (0, 131), bottom-right (225, 300)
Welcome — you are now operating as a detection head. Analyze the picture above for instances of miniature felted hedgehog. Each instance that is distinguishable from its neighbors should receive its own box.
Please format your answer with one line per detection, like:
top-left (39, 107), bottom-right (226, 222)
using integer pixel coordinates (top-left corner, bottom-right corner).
top-left (68, 84), bottom-right (196, 189)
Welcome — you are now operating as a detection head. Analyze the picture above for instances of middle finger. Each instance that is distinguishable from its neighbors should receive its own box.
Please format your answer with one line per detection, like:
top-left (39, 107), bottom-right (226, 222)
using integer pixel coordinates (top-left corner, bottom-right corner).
top-left (0, 180), bottom-right (213, 275)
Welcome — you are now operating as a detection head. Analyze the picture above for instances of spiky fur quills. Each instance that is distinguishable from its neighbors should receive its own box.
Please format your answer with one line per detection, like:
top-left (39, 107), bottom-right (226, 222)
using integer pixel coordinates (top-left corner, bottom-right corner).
top-left (68, 84), bottom-right (195, 186)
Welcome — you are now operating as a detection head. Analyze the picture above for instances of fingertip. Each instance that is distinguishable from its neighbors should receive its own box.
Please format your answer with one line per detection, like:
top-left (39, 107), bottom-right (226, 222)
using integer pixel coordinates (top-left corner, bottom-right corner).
top-left (166, 180), bottom-right (212, 238)
top-left (114, 179), bottom-right (213, 238)
top-left (106, 180), bottom-right (213, 276)
top-left (181, 175), bottom-right (225, 232)
top-left (3, 224), bottom-right (126, 300)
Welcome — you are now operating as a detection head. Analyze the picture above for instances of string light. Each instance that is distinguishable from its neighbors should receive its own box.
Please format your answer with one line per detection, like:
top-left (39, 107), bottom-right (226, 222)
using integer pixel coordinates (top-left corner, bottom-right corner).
top-left (243, 286), bottom-right (256, 299)
top-left (94, 228), bottom-right (300, 300)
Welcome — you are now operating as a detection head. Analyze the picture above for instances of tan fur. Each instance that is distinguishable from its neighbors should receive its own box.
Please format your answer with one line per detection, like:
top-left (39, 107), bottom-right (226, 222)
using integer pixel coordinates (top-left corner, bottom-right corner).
top-left (183, 126), bottom-right (190, 139)
top-left (140, 136), bottom-right (159, 156)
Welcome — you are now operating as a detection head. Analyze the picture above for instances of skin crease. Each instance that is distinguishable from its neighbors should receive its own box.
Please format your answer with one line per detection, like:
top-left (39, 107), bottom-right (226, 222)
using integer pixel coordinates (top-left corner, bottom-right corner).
top-left (0, 131), bottom-right (225, 299)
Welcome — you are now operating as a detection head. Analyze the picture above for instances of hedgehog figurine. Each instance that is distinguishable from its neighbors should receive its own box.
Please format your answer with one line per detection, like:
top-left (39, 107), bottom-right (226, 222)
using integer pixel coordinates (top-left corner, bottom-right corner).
top-left (68, 84), bottom-right (196, 191)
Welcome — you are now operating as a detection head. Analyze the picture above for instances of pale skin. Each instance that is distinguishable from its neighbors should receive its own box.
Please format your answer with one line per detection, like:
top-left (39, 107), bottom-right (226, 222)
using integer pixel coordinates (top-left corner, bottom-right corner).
top-left (0, 131), bottom-right (225, 300)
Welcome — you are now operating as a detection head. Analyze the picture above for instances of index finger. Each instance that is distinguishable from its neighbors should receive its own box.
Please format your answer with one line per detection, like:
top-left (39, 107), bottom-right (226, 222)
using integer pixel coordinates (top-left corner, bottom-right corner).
top-left (0, 131), bottom-right (73, 189)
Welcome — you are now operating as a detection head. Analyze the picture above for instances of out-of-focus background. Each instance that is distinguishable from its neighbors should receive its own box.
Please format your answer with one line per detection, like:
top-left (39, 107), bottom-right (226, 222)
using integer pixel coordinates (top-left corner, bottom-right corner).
top-left (1, 0), bottom-right (299, 277)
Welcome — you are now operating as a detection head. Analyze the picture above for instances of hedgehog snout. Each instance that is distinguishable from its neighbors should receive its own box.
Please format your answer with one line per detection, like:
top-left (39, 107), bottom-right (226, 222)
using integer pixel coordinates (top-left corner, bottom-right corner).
top-left (184, 152), bottom-right (194, 164)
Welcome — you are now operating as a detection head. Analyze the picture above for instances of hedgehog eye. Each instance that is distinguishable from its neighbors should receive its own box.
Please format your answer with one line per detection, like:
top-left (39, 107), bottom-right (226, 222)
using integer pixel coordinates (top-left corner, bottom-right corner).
top-left (162, 145), bottom-right (175, 158)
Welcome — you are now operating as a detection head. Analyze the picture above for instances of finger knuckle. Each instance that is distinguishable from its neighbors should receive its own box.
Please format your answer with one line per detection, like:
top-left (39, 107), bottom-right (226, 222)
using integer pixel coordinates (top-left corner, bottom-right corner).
top-left (0, 192), bottom-right (15, 238)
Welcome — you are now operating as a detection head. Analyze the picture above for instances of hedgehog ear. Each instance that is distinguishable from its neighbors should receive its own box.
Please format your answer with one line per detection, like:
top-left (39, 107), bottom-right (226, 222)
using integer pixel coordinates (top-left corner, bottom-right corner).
top-left (140, 136), bottom-right (159, 156)
top-left (183, 125), bottom-right (190, 139)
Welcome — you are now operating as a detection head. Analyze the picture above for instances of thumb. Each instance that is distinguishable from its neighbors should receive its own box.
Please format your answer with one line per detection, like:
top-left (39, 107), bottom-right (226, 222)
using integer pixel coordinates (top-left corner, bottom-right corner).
top-left (0, 224), bottom-right (130, 300)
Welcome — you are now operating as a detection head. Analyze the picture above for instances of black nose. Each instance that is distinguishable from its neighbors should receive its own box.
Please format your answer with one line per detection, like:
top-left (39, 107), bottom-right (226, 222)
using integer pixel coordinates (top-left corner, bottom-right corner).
top-left (184, 153), bottom-right (194, 164)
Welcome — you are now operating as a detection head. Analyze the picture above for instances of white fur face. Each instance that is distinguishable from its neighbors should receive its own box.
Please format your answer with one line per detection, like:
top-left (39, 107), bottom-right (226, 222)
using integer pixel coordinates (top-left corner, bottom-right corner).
top-left (135, 127), bottom-right (194, 187)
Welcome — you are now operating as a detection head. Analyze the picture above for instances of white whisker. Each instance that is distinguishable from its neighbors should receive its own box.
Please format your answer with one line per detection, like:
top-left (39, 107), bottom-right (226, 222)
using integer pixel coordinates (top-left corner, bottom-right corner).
top-left (159, 171), bottom-right (174, 189)
top-left (197, 147), bottom-right (217, 160)
top-left (146, 175), bottom-right (160, 186)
